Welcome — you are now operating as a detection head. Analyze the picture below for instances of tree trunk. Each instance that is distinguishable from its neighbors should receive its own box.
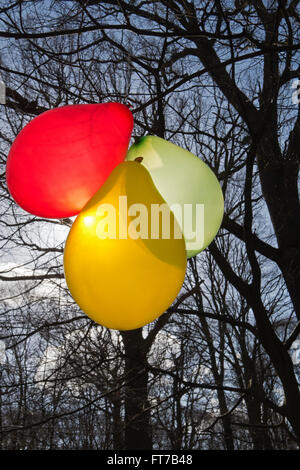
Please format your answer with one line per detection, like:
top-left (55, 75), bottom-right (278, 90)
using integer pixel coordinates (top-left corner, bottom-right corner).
top-left (111, 392), bottom-right (123, 450)
top-left (256, 132), bottom-right (300, 320)
top-left (121, 329), bottom-right (152, 450)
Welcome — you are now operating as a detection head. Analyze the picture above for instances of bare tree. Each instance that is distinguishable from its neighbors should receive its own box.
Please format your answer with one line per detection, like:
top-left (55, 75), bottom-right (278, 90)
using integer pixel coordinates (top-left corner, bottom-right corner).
top-left (0, 0), bottom-right (299, 450)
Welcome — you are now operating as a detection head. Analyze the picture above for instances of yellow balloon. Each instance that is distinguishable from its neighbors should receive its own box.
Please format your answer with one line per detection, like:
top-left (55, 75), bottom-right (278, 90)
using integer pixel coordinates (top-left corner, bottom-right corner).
top-left (63, 161), bottom-right (187, 330)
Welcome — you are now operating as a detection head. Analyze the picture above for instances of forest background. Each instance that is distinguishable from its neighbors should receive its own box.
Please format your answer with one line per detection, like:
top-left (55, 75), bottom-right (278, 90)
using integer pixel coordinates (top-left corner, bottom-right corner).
top-left (0, 0), bottom-right (299, 451)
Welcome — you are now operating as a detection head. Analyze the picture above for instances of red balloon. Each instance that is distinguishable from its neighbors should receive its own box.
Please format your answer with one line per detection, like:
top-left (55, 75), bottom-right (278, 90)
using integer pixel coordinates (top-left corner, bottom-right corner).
top-left (6, 102), bottom-right (134, 218)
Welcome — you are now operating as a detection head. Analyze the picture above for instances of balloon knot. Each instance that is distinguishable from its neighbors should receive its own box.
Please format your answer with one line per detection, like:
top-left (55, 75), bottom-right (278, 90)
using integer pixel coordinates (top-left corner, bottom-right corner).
top-left (134, 156), bottom-right (143, 163)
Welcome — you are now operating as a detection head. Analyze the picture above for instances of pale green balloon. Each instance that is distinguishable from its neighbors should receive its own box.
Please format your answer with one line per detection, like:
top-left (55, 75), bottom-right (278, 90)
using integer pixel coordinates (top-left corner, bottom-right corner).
top-left (126, 135), bottom-right (224, 258)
